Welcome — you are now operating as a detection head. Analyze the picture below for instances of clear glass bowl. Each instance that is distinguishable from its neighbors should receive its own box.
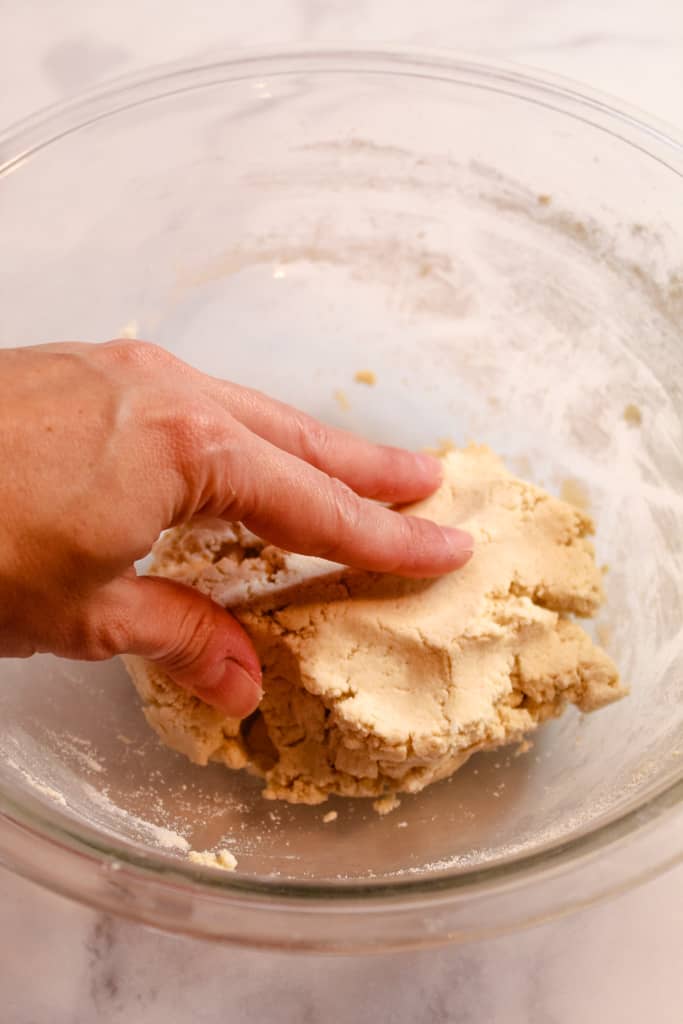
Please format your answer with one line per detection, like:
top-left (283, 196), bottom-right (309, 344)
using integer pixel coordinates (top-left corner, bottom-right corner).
top-left (1, 48), bottom-right (682, 952)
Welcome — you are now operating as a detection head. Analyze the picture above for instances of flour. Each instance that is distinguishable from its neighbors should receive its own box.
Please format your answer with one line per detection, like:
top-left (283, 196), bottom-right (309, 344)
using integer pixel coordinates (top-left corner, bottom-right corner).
top-left (6, 758), bottom-right (68, 806)
top-left (80, 782), bottom-right (190, 851)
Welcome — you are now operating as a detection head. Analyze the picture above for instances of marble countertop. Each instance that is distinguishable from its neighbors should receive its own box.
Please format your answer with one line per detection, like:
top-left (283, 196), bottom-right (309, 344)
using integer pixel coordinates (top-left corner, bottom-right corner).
top-left (1, 2), bottom-right (682, 1021)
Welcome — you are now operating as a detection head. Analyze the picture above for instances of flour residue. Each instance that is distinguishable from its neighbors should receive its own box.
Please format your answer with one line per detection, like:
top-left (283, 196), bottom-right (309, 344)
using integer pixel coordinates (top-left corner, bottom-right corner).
top-left (81, 782), bottom-right (190, 851)
top-left (47, 732), bottom-right (104, 774)
top-left (6, 758), bottom-right (67, 806)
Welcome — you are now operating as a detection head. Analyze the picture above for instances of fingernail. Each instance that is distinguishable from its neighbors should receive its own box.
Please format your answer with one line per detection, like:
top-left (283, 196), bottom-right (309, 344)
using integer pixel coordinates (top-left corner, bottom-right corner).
top-left (209, 660), bottom-right (263, 719)
top-left (441, 526), bottom-right (475, 562)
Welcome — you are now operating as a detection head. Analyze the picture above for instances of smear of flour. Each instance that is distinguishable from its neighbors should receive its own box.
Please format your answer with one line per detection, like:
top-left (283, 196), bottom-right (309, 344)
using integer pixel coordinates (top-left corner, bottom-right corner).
top-left (80, 782), bottom-right (190, 851)
top-left (47, 732), bottom-right (104, 774)
top-left (6, 758), bottom-right (67, 806)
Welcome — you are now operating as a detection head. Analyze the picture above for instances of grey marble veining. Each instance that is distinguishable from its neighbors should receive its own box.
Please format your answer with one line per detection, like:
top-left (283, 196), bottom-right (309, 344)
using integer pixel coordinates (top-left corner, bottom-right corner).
top-left (2, 863), bottom-right (682, 1023)
top-left (1, 1), bottom-right (682, 1021)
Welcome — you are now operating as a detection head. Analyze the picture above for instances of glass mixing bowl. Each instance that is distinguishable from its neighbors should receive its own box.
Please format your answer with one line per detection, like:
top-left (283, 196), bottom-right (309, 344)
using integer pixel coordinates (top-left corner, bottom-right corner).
top-left (1, 48), bottom-right (682, 952)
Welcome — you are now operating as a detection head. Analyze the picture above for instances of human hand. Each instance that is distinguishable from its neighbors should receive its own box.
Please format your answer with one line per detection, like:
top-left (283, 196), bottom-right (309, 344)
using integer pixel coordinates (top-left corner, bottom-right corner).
top-left (0, 340), bottom-right (473, 718)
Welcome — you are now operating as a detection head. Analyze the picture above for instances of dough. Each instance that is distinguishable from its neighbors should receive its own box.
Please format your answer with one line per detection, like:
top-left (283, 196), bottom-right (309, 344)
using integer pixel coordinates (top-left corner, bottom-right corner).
top-left (124, 446), bottom-right (625, 805)
top-left (188, 849), bottom-right (237, 871)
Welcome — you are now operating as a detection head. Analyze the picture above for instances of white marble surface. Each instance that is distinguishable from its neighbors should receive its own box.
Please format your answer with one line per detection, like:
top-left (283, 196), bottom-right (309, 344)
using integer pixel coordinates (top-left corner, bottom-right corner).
top-left (1, 1), bottom-right (682, 1021)
top-left (3, 0), bottom-right (683, 132)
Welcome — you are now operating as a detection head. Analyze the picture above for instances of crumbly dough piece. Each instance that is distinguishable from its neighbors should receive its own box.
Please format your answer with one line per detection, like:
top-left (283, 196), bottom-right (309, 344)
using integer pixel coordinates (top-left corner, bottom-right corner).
top-left (124, 446), bottom-right (625, 805)
top-left (188, 849), bottom-right (237, 871)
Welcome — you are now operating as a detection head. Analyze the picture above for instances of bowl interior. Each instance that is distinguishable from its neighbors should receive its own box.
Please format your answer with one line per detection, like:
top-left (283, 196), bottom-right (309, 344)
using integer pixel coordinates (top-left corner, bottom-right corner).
top-left (1, 57), bottom-right (682, 884)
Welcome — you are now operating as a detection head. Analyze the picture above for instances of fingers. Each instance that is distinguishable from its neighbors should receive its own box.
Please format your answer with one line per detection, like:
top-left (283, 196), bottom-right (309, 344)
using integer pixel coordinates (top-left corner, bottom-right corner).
top-left (201, 379), bottom-right (443, 504)
top-left (99, 339), bottom-right (441, 503)
top-left (95, 575), bottom-right (262, 718)
top-left (90, 341), bottom-right (472, 578)
top-left (212, 425), bottom-right (473, 578)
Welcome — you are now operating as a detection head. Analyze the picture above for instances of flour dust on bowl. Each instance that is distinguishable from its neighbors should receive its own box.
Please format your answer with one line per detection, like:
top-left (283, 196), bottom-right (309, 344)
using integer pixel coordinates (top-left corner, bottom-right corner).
top-left (0, 49), bottom-right (682, 951)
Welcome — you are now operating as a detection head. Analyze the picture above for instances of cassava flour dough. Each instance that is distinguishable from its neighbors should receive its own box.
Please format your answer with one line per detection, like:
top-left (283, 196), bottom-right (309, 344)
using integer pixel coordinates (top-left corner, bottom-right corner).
top-left (124, 446), bottom-right (625, 805)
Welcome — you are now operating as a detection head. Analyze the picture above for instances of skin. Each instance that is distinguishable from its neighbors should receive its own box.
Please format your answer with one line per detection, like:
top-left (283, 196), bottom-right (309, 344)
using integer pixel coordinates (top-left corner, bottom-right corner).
top-left (0, 340), bottom-right (473, 719)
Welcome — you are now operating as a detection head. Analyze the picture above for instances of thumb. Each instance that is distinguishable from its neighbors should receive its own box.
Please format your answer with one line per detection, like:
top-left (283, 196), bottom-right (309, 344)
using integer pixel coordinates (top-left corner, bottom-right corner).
top-left (100, 575), bottom-right (262, 718)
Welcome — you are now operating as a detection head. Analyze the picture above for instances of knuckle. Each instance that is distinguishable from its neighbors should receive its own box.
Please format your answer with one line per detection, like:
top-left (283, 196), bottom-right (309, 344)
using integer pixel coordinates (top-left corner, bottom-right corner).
top-left (61, 519), bottom-right (125, 576)
top-left (169, 409), bottom-right (246, 519)
top-left (168, 401), bottom-right (216, 450)
top-left (296, 413), bottom-right (333, 468)
top-left (164, 402), bottom-right (228, 473)
top-left (400, 513), bottom-right (437, 557)
top-left (331, 478), bottom-right (363, 526)
top-left (317, 478), bottom-right (363, 559)
top-left (377, 445), bottom-right (410, 481)
top-left (100, 338), bottom-right (174, 371)
top-left (160, 599), bottom-right (217, 676)
top-left (65, 604), bottom-right (135, 661)
top-left (92, 615), bottom-right (134, 660)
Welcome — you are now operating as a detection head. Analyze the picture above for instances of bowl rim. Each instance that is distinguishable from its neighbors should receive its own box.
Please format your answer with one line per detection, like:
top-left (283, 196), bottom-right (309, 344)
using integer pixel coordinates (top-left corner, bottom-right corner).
top-left (1, 45), bottom-right (682, 939)
top-left (2, 43), bottom-right (683, 174)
